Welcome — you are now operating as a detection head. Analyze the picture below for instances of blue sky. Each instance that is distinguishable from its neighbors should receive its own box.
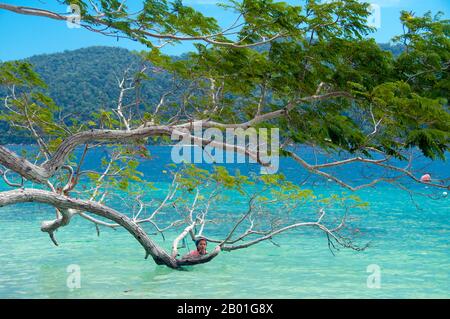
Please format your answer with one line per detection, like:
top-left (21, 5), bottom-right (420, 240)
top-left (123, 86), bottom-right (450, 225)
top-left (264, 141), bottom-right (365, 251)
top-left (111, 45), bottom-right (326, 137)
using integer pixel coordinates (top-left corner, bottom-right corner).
top-left (0, 0), bottom-right (449, 61)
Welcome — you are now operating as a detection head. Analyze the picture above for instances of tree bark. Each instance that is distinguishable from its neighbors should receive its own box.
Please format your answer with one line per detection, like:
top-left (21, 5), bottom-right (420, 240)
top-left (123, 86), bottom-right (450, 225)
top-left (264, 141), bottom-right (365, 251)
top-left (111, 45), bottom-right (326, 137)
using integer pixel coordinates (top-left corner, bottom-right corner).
top-left (0, 188), bottom-right (180, 268)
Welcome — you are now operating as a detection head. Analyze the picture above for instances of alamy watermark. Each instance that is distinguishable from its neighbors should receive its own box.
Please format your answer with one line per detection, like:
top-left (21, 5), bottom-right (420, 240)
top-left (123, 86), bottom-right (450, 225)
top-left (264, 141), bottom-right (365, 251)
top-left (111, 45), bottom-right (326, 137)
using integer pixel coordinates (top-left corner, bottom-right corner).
top-left (170, 124), bottom-right (280, 174)
top-left (66, 1), bottom-right (381, 30)
top-left (66, 4), bottom-right (81, 29)
top-left (366, 264), bottom-right (381, 288)
top-left (66, 264), bottom-right (81, 290)
top-left (367, 3), bottom-right (381, 28)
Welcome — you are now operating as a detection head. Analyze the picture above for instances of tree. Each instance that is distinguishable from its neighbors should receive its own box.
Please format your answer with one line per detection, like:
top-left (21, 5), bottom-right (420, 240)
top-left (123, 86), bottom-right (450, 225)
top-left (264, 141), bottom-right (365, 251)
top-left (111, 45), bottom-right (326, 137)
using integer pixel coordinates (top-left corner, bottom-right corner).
top-left (0, 0), bottom-right (448, 269)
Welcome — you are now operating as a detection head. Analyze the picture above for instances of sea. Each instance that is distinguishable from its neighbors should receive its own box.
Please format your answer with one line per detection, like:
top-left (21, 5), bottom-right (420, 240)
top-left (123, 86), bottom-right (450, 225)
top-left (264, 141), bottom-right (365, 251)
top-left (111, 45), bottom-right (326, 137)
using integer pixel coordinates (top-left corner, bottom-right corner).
top-left (0, 146), bottom-right (448, 298)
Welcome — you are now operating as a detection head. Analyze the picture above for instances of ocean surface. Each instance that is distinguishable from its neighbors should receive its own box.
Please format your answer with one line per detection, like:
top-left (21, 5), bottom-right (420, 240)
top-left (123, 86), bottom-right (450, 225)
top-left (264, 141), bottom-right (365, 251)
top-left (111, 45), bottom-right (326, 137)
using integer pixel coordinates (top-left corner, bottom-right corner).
top-left (0, 146), bottom-right (448, 298)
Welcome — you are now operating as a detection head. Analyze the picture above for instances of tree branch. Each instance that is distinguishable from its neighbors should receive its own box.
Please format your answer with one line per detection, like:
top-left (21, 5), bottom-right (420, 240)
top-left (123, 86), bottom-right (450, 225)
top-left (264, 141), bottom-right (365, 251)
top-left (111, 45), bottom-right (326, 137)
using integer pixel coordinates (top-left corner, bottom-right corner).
top-left (0, 188), bottom-right (179, 268)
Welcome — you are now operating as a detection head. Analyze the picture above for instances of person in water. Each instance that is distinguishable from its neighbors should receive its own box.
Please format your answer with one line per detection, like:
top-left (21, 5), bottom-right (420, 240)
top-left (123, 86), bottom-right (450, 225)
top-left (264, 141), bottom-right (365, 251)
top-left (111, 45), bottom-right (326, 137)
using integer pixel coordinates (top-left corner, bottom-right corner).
top-left (183, 238), bottom-right (208, 259)
top-left (420, 173), bottom-right (432, 183)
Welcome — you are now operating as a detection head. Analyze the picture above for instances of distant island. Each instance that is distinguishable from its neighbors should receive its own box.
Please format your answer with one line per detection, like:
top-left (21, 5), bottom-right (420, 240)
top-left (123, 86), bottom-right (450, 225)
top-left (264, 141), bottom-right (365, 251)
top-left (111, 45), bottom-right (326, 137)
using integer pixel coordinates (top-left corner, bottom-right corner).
top-left (0, 44), bottom-right (404, 144)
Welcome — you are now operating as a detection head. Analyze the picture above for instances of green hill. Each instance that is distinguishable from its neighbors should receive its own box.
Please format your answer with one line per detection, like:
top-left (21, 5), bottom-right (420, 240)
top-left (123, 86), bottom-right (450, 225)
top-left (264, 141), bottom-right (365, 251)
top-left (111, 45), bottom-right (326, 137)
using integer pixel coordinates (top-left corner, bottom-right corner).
top-left (0, 46), bottom-right (177, 143)
top-left (0, 44), bottom-right (404, 144)
top-left (26, 46), bottom-right (174, 118)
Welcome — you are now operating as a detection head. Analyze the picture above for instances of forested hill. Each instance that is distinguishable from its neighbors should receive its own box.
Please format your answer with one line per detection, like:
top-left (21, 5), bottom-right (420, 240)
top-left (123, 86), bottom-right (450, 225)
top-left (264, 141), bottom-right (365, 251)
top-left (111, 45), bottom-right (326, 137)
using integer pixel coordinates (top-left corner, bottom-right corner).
top-left (0, 44), bottom-right (404, 144)
top-left (26, 46), bottom-right (174, 118)
top-left (0, 46), bottom-right (177, 143)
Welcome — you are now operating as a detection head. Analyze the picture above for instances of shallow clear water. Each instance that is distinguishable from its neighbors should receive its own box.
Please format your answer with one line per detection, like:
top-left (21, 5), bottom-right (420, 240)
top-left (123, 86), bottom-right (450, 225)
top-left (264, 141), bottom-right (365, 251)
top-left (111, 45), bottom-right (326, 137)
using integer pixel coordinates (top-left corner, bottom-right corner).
top-left (0, 147), bottom-right (448, 298)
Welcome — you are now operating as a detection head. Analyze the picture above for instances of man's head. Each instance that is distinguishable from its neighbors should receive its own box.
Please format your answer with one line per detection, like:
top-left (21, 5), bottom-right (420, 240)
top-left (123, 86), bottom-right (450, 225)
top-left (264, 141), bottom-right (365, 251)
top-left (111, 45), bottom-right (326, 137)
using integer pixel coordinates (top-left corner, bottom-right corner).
top-left (195, 238), bottom-right (207, 255)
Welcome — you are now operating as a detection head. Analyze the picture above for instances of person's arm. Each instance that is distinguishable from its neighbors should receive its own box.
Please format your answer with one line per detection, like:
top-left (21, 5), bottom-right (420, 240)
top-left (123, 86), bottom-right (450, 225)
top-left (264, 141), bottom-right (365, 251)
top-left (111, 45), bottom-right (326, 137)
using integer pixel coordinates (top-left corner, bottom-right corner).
top-left (180, 250), bottom-right (197, 260)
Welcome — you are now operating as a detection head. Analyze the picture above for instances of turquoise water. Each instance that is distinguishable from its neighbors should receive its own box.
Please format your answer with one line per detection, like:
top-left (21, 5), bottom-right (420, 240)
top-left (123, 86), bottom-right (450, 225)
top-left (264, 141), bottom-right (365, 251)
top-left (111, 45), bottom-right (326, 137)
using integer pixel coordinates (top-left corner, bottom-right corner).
top-left (0, 147), bottom-right (449, 298)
